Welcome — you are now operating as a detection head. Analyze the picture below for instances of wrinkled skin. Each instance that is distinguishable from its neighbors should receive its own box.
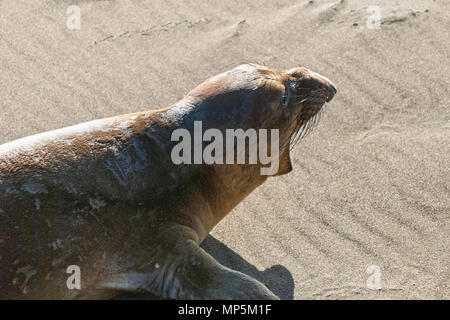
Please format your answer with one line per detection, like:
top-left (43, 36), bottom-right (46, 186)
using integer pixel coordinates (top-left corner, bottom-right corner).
top-left (0, 64), bottom-right (336, 299)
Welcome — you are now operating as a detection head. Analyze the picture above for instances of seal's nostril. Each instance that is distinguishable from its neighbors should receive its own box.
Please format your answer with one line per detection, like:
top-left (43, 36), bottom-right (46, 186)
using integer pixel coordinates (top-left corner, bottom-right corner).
top-left (330, 84), bottom-right (337, 95)
top-left (327, 84), bottom-right (337, 102)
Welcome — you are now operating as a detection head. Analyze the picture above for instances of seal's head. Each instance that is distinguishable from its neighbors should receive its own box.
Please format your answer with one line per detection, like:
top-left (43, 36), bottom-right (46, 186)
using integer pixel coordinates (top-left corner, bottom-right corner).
top-left (177, 63), bottom-right (337, 175)
top-left (275, 65), bottom-right (337, 148)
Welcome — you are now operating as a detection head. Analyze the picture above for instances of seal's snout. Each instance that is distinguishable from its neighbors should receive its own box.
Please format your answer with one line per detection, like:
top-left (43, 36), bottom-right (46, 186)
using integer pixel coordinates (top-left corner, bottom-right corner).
top-left (285, 67), bottom-right (336, 104)
top-left (327, 83), bottom-right (337, 102)
top-left (307, 70), bottom-right (337, 103)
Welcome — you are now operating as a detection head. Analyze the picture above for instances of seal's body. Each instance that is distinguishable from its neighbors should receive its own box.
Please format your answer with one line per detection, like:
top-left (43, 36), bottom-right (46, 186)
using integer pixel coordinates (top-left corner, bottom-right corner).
top-left (0, 64), bottom-right (336, 299)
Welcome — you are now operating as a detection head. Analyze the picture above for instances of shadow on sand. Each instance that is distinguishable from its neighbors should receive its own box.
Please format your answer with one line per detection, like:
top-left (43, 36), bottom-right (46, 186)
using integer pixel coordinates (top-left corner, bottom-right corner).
top-left (201, 235), bottom-right (294, 300)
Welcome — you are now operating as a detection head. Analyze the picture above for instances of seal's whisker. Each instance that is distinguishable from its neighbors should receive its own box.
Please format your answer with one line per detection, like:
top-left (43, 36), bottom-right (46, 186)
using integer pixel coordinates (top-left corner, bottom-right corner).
top-left (281, 113), bottom-right (302, 151)
top-left (289, 119), bottom-right (309, 149)
top-left (287, 102), bottom-right (326, 150)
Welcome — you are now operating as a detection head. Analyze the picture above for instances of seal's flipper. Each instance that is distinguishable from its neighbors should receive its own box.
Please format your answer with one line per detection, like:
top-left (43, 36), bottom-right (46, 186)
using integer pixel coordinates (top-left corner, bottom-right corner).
top-left (97, 240), bottom-right (278, 300)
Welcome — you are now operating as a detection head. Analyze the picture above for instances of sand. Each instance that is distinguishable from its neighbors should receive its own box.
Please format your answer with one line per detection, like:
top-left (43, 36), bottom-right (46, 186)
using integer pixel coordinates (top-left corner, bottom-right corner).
top-left (0, 0), bottom-right (448, 299)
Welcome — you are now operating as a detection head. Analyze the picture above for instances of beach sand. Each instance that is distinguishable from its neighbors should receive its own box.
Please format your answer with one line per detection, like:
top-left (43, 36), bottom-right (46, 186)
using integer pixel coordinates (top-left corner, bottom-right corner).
top-left (0, 0), bottom-right (448, 299)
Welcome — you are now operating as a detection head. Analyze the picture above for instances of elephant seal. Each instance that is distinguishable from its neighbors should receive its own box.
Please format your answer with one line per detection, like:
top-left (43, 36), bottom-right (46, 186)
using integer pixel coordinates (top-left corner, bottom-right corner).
top-left (0, 64), bottom-right (336, 299)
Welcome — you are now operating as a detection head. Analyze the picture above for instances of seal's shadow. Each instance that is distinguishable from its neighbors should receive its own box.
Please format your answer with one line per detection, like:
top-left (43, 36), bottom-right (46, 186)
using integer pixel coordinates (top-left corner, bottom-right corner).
top-left (200, 235), bottom-right (294, 300)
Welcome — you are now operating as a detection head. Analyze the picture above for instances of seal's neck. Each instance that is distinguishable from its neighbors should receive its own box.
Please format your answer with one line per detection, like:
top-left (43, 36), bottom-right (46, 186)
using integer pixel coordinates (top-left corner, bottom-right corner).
top-left (200, 165), bottom-right (268, 228)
